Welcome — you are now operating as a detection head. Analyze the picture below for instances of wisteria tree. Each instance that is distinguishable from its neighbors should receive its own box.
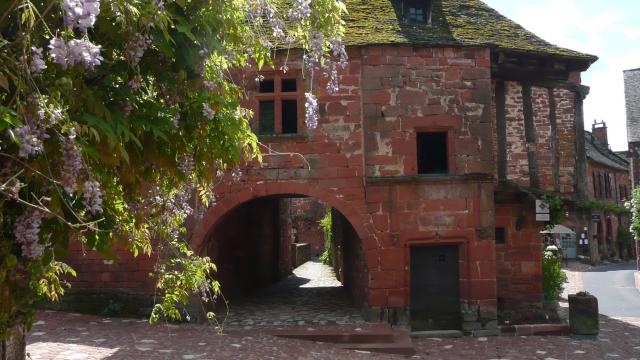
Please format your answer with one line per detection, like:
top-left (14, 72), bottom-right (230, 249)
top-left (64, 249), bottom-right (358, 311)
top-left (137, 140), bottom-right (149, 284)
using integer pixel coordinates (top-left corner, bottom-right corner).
top-left (0, 0), bottom-right (347, 357)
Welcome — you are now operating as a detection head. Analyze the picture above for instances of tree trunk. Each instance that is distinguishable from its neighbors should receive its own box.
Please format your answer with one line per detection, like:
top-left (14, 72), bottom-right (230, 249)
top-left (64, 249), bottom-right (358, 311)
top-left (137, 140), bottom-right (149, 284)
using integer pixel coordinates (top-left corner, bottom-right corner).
top-left (1, 322), bottom-right (26, 360)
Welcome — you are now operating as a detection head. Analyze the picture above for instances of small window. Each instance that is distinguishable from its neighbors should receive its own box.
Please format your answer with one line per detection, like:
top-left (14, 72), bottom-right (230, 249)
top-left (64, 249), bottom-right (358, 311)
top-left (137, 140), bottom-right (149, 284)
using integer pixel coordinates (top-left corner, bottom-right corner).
top-left (259, 79), bottom-right (275, 93)
top-left (403, 0), bottom-right (431, 24)
top-left (282, 100), bottom-right (298, 134)
top-left (281, 79), bottom-right (297, 92)
top-left (255, 73), bottom-right (302, 135)
top-left (417, 131), bottom-right (449, 174)
top-left (495, 228), bottom-right (506, 245)
top-left (259, 101), bottom-right (275, 134)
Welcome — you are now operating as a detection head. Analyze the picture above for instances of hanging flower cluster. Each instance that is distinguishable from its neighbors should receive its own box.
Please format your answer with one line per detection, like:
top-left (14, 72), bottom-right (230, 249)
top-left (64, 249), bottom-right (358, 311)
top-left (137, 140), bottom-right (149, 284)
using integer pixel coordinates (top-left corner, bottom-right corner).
top-left (60, 138), bottom-right (83, 194)
top-left (304, 92), bottom-right (319, 129)
top-left (49, 37), bottom-right (103, 70)
top-left (124, 33), bottom-right (153, 65)
top-left (83, 180), bottom-right (104, 214)
top-left (29, 47), bottom-right (47, 74)
top-left (14, 210), bottom-right (46, 259)
top-left (62, 0), bottom-right (101, 32)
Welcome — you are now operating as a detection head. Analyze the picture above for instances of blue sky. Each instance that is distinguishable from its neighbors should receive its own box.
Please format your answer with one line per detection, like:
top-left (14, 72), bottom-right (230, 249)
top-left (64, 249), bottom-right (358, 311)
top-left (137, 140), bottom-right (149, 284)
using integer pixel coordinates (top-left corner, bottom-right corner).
top-left (483, 0), bottom-right (640, 151)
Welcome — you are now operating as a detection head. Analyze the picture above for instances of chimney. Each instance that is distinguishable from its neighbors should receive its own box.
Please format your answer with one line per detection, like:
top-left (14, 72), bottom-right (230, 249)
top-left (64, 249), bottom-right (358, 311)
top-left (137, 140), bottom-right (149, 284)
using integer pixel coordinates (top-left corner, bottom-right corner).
top-left (592, 120), bottom-right (609, 147)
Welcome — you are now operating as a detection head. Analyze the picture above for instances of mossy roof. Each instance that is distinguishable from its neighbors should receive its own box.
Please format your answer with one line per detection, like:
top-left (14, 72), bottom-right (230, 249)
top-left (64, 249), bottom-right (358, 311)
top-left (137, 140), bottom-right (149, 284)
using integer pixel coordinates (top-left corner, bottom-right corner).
top-left (341, 0), bottom-right (597, 62)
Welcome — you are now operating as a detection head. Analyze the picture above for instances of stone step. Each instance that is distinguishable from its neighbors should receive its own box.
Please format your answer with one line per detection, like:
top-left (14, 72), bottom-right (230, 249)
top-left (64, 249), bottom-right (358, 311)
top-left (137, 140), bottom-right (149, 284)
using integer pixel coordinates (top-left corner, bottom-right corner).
top-left (268, 323), bottom-right (395, 343)
top-left (269, 324), bottom-right (414, 355)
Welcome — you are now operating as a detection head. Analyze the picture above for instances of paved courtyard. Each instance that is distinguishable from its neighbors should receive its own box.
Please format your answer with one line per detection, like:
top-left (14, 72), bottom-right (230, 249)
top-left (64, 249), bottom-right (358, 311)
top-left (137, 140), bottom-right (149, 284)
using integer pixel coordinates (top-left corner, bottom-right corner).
top-left (26, 261), bottom-right (640, 359)
top-left (225, 261), bottom-right (365, 326)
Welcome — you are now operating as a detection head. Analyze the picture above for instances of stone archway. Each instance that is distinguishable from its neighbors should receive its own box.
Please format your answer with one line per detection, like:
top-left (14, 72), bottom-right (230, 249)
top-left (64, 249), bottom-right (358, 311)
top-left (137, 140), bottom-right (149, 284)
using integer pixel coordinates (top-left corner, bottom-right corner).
top-left (190, 181), bottom-right (374, 255)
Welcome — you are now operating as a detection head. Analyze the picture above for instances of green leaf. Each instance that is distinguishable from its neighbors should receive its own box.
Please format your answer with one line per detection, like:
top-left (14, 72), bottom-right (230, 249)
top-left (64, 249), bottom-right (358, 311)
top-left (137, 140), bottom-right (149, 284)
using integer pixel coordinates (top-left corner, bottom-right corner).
top-left (0, 72), bottom-right (9, 91)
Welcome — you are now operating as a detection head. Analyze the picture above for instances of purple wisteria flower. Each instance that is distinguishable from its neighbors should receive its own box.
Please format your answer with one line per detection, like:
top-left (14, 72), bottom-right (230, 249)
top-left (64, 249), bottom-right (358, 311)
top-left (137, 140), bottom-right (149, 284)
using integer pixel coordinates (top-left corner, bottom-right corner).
top-left (14, 125), bottom-right (49, 158)
top-left (304, 31), bottom-right (324, 70)
top-left (304, 92), bottom-right (318, 129)
top-left (62, 0), bottom-right (101, 32)
top-left (124, 33), bottom-right (152, 65)
top-left (29, 47), bottom-right (47, 74)
top-left (14, 210), bottom-right (45, 259)
top-left (49, 37), bottom-right (68, 69)
top-left (289, 0), bottom-right (311, 22)
top-left (326, 63), bottom-right (339, 94)
top-left (67, 38), bottom-right (103, 69)
top-left (329, 36), bottom-right (348, 68)
top-left (178, 154), bottom-right (195, 175)
top-left (202, 103), bottom-right (215, 120)
top-left (61, 138), bottom-right (83, 194)
top-left (83, 180), bottom-right (103, 214)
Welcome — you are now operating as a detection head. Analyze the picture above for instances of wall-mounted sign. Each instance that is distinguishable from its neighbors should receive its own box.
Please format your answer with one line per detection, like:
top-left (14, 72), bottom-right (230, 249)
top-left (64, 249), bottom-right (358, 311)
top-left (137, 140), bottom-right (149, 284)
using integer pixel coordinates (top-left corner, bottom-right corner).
top-left (536, 213), bottom-right (551, 221)
top-left (591, 212), bottom-right (601, 221)
top-left (536, 200), bottom-right (550, 222)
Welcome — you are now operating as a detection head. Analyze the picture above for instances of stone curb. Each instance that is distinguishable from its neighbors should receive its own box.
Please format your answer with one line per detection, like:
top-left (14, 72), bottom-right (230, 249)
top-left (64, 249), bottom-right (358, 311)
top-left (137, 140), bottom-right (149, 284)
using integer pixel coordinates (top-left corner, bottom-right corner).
top-left (499, 324), bottom-right (570, 336)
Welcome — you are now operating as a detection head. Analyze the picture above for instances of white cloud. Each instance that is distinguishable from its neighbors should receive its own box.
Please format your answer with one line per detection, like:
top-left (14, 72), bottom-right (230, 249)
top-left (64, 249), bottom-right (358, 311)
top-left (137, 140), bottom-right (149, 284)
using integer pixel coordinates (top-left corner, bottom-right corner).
top-left (504, 0), bottom-right (640, 151)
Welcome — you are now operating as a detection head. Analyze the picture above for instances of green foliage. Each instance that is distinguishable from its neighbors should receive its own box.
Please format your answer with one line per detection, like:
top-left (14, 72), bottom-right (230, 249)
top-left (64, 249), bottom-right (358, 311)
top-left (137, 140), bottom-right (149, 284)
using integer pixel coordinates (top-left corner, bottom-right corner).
top-left (578, 200), bottom-right (630, 216)
top-left (542, 250), bottom-right (567, 302)
top-left (0, 0), bottom-right (346, 339)
top-left (101, 301), bottom-right (124, 317)
top-left (542, 195), bottom-right (567, 227)
top-left (319, 208), bottom-right (333, 265)
top-left (628, 187), bottom-right (640, 241)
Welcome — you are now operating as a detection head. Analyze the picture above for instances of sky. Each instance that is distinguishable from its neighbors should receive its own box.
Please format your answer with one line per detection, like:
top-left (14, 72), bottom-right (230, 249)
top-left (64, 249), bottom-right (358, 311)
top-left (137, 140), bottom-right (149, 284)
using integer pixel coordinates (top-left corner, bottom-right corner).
top-left (483, 0), bottom-right (640, 151)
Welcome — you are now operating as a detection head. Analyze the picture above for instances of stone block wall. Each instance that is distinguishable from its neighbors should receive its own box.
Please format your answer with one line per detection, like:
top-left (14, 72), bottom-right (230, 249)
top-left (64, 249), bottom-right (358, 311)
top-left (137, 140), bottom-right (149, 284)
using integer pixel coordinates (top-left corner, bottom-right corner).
top-left (494, 82), bottom-right (578, 194)
top-left (495, 202), bottom-right (543, 310)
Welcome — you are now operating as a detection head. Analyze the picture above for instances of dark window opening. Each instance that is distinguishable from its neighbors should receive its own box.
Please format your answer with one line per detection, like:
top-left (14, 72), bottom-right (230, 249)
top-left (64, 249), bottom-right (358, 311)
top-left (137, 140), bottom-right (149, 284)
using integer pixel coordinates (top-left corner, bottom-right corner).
top-left (403, 0), bottom-right (431, 24)
top-left (282, 100), bottom-right (298, 134)
top-left (417, 131), bottom-right (449, 174)
top-left (495, 228), bottom-right (506, 245)
top-left (259, 79), bottom-right (275, 93)
top-left (281, 79), bottom-right (297, 92)
top-left (258, 101), bottom-right (275, 134)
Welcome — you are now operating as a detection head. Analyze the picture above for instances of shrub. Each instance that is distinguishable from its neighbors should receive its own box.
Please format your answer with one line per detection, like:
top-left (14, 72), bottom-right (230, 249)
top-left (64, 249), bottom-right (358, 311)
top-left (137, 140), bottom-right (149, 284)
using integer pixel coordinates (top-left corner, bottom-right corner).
top-left (542, 250), bottom-right (567, 302)
top-left (319, 209), bottom-right (333, 265)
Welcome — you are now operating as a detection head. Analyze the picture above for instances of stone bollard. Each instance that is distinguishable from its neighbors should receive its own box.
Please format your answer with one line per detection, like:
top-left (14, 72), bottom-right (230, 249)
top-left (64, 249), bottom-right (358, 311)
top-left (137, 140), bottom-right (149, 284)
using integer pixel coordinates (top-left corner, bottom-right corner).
top-left (569, 292), bottom-right (599, 336)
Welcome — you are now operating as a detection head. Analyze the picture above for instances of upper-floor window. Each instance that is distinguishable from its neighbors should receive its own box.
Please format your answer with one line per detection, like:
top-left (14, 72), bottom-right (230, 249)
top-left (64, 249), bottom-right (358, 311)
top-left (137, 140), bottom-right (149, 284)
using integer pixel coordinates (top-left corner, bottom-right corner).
top-left (255, 74), bottom-right (301, 135)
top-left (417, 131), bottom-right (449, 174)
top-left (403, 0), bottom-right (432, 25)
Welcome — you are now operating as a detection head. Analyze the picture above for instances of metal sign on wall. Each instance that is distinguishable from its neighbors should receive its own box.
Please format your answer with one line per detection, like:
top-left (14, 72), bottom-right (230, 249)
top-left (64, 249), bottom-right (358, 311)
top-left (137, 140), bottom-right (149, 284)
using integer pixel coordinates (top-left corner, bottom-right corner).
top-left (536, 200), bottom-right (550, 222)
top-left (592, 212), bottom-right (601, 221)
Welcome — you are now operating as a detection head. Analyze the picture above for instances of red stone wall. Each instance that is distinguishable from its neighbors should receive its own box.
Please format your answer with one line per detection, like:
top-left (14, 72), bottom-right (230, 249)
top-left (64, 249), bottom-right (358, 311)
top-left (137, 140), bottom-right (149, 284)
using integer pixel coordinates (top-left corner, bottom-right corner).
top-left (282, 198), bottom-right (326, 257)
top-left (532, 86), bottom-right (554, 191)
top-left (361, 47), bottom-right (493, 176)
top-left (497, 83), bottom-right (577, 193)
top-left (495, 202), bottom-right (544, 310)
top-left (65, 242), bottom-right (156, 294)
top-left (555, 88), bottom-right (577, 193)
top-left (504, 82), bottom-right (528, 186)
top-left (62, 44), bottom-right (594, 328)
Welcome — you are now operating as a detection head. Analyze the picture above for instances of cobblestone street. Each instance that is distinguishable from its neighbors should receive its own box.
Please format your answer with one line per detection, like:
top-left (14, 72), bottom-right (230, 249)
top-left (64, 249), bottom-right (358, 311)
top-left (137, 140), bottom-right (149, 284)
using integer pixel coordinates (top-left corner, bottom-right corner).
top-left (225, 261), bottom-right (365, 326)
top-left (26, 261), bottom-right (640, 359)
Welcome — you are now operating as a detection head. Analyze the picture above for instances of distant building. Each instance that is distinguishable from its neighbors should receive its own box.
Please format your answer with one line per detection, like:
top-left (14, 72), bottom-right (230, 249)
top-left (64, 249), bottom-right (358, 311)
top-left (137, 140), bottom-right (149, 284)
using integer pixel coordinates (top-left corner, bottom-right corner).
top-left (625, 68), bottom-right (640, 188)
top-left (584, 121), bottom-right (631, 260)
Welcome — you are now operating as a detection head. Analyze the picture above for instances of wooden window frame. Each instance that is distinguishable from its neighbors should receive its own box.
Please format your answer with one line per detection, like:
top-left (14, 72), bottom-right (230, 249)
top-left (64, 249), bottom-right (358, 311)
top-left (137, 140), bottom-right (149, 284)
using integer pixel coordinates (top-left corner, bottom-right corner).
top-left (253, 71), bottom-right (303, 135)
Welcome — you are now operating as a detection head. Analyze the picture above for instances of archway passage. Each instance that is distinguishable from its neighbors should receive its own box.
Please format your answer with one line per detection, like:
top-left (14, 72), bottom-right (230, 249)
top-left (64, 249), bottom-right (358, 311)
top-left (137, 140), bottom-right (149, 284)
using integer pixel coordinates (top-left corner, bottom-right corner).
top-left (204, 195), bottom-right (368, 326)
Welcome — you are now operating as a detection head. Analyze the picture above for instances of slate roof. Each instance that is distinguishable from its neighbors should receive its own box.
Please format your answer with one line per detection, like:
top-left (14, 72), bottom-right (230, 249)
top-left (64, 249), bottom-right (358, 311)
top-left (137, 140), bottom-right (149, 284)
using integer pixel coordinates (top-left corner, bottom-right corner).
top-left (624, 68), bottom-right (640, 142)
top-left (585, 131), bottom-right (629, 172)
top-left (338, 0), bottom-right (597, 62)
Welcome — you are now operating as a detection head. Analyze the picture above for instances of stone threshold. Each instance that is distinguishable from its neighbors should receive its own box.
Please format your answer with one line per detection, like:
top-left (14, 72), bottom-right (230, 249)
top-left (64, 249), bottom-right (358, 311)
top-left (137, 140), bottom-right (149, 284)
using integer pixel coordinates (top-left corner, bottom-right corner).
top-left (499, 323), bottom-right (570, 336)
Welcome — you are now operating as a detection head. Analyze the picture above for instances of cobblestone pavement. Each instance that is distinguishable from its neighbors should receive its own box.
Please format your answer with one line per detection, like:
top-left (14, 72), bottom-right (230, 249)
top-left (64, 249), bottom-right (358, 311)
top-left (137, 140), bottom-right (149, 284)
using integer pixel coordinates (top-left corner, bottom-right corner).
top-left (224, 261), bottom-right (365, 326)
top-left (26, 260), bottom-right (640, 359)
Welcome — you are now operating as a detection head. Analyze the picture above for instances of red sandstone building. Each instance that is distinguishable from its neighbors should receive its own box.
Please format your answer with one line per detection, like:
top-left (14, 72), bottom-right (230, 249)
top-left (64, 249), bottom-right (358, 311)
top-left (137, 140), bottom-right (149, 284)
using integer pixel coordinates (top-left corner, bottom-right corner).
top-left (562, 122), bottom-right (631, 261)
top-left (65, 0), bottom-right (600, 333)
